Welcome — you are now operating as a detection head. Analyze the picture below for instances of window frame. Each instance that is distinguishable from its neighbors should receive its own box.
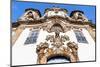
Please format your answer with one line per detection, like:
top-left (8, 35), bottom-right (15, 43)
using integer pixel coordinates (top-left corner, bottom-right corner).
top-left (24, 30), bottom-right (39, 44)
top-left (74, 30), bottom-right (88, 43)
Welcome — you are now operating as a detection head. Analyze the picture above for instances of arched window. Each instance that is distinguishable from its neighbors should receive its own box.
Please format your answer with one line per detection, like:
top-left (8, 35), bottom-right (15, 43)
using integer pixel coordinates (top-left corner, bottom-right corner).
top-left (50, 23), bottom-right (64, 33)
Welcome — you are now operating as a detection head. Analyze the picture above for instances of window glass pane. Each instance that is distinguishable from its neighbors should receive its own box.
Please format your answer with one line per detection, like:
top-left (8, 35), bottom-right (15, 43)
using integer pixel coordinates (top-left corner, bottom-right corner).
top-left (74, 30), bottom-right (88, 43)
top-left (24, 30), bottom-right (39, 44)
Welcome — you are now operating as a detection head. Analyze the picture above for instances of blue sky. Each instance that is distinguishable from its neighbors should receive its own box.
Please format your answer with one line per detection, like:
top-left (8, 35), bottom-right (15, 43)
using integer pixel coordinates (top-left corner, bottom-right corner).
top-left (12, 0), bottom-right (96, 24)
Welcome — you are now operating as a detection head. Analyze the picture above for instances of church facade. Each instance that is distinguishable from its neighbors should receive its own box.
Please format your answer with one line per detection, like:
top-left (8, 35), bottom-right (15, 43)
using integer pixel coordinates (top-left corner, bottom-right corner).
top-left (12, 7), bottom-right (95, 65)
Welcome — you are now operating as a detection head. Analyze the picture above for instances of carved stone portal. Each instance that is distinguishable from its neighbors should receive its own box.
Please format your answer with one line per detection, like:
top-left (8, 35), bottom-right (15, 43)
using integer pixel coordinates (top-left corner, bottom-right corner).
top-left (36, 19), bottom-right (79, 64)
top-left (36, 32), bottom-right (79, 64)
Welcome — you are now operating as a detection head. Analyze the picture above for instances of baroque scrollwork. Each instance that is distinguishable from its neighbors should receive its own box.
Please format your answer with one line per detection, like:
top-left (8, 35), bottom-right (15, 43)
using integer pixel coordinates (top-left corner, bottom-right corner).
top-left (34, 7), bottom-right (81, 64)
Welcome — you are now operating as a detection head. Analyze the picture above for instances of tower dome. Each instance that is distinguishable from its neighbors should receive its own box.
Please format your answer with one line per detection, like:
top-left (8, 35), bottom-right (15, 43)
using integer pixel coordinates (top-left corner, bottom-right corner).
top-left (70, 10), bottom-right (88, 22)
top-left (19, 8), bottom-right (41, 22)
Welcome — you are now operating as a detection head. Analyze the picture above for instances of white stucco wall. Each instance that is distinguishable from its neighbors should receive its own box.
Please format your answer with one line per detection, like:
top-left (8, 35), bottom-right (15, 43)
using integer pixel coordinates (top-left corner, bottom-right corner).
top-left (12, 28), bottom-right (95, 65)
top-left (77, 29), bottom-right (95, 61)
top-left (12, 28), bottom-right (55, 65)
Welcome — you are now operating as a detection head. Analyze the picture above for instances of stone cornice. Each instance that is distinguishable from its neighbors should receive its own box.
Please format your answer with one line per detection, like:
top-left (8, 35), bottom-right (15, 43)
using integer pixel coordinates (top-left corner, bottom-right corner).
top-left (12, 16), bottom-right (95, 29)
